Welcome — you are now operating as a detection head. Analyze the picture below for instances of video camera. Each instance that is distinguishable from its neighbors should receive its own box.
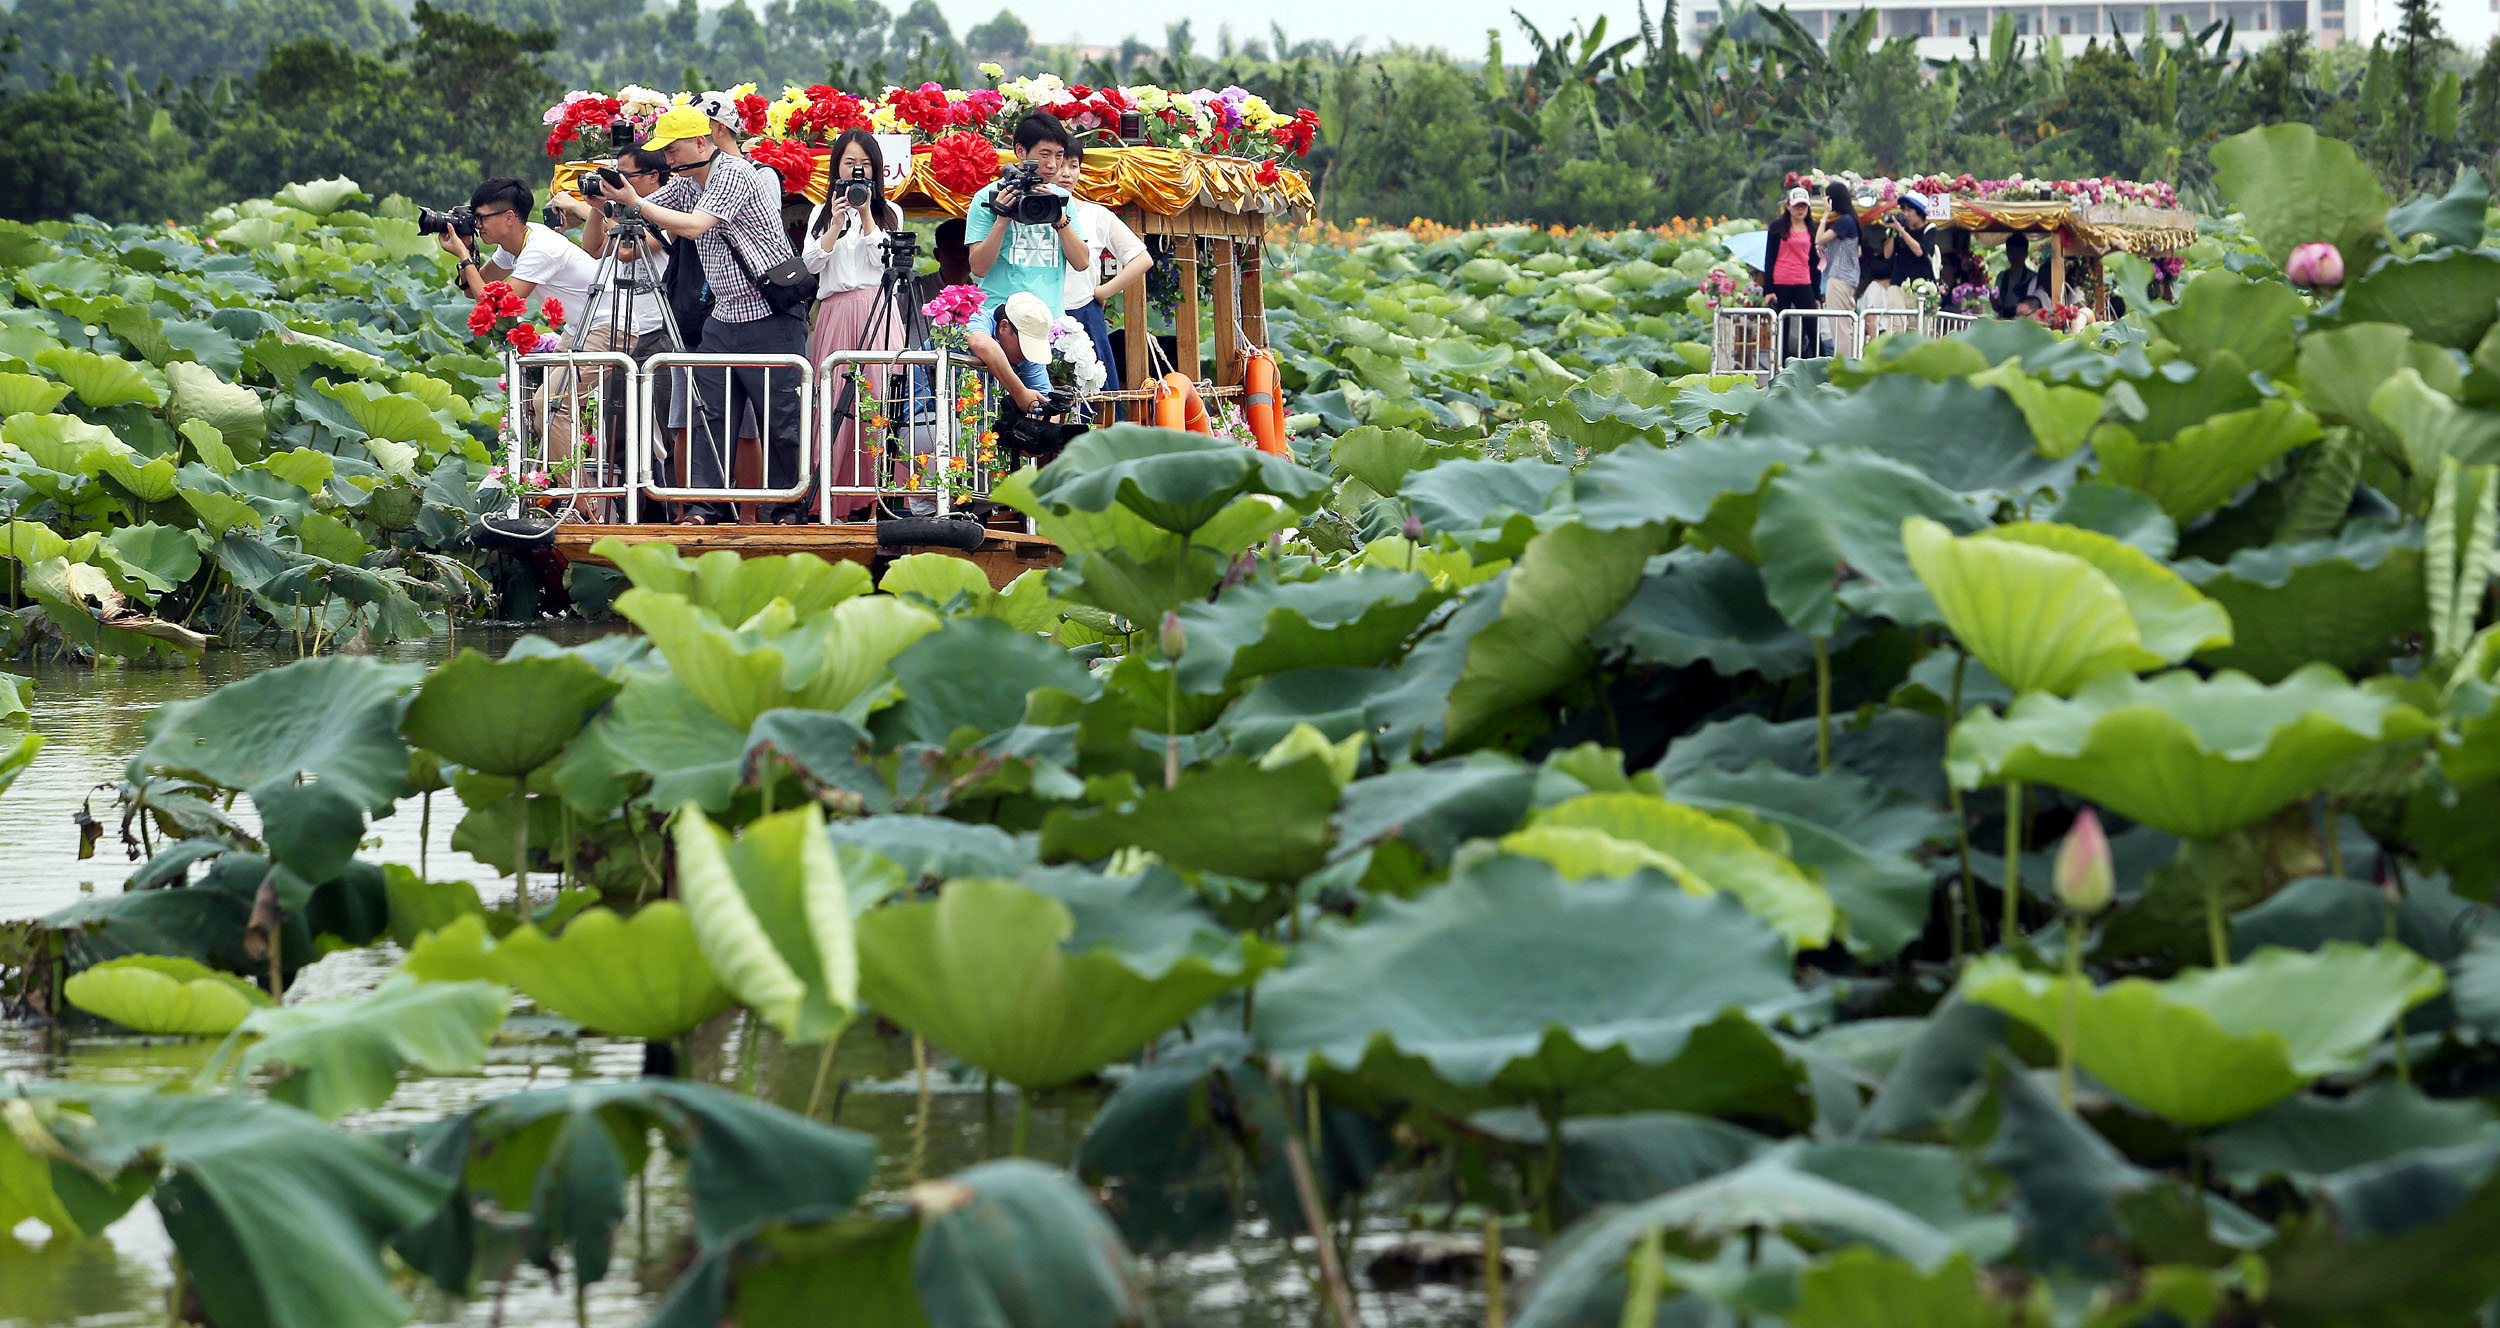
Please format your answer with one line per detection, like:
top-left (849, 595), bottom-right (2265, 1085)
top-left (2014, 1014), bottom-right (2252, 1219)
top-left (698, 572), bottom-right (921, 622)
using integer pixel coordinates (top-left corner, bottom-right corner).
top-left (416, 204), bottom-right (478, 239)
top-left (997, 385), bottom-right (1087, 464)
top-left (985, 161), bottom-right (1065, 227)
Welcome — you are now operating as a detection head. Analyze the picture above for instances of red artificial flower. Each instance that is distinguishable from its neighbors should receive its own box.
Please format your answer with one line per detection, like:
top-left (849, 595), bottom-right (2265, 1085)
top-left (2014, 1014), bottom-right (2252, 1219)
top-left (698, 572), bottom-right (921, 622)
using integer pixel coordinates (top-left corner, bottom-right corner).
top-left (887, 83), bottom-right (953, 135)
top-left (737, 92), bottom-right (771, 137)
top-left (467, 304), bottom-right (496, 336)
top-left (929, 131), bottom-right (1001, 195)
top-left (750, 139), bottom-right (819, 195)
top-left (540, 297), bottom-right (565, 329)
top-left (545, 129), bottom-right (568, 156)
top-left (1256, 158), bottom-right (1280, 186)
top-left (506, 325), bottom-right (541, 351)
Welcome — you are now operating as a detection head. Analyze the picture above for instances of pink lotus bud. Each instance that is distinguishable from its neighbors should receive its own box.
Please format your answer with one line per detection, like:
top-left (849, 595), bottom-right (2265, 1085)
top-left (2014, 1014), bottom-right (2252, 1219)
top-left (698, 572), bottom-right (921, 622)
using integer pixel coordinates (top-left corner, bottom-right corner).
top-left (2053, 808), bottom-right (2115, 915)
top-left (1402, 515), bottom-right (1426, 542)
top-left (2286, 243), bottom-right (2344, 289)
top-left (1159, 610), bottom-right (1185, 658)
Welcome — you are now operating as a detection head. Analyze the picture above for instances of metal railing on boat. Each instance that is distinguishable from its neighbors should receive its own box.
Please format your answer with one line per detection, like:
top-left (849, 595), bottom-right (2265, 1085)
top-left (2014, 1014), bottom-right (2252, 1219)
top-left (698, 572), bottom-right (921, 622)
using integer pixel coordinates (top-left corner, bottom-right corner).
top-left (1708, 306), bottom-right (1986, 382)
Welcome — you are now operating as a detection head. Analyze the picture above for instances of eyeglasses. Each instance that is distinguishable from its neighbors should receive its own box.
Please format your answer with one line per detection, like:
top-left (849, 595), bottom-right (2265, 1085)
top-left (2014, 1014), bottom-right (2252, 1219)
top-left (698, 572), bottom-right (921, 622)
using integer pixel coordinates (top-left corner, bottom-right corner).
top-left (473, 207), bottom-right (515, 221)
top-left (621, 169), bottom-right (661, 180)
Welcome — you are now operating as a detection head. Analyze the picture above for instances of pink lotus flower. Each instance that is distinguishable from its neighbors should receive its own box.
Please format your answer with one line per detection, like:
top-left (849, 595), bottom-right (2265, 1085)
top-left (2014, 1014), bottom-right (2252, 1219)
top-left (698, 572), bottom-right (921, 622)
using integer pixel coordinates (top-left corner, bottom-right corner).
top-left (2287, 242), bottom-right (2344, 288)
top-left (2053, 808), bottom-right (2114, 915)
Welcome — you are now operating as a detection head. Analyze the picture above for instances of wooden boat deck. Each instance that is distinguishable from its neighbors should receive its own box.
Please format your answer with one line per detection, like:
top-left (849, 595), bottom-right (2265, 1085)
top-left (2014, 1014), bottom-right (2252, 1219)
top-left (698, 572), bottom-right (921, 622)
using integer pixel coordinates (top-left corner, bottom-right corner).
top-left (552, 522), bottom-right (1061, 591)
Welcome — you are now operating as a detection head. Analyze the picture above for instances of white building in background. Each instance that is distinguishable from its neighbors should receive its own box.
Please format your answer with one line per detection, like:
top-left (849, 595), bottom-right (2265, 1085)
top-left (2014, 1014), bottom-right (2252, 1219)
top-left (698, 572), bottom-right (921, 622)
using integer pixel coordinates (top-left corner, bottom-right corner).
top-left (1688, 0), bottom-right (2496, 56)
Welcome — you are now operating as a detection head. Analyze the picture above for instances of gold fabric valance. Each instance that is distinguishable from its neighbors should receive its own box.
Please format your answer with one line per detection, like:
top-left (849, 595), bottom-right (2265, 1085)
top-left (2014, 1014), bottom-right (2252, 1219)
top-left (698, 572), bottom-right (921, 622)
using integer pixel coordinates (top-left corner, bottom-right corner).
top-left (1809, 198), bottom-right (2197, 255)
top-left (553, 145), bottom-right (1312, 228)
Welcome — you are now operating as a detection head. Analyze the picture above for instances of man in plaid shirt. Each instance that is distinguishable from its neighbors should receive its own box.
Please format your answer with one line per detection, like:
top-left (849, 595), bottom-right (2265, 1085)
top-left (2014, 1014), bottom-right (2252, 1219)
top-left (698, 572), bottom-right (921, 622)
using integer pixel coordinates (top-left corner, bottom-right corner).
top-left (617, 105), bottom-right (807, 524)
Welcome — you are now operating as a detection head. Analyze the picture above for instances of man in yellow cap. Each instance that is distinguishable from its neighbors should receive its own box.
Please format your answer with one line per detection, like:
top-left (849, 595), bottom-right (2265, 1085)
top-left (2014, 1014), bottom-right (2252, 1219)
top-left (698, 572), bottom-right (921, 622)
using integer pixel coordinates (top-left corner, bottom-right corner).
top-left (607, 106), bottom-right (807, 524)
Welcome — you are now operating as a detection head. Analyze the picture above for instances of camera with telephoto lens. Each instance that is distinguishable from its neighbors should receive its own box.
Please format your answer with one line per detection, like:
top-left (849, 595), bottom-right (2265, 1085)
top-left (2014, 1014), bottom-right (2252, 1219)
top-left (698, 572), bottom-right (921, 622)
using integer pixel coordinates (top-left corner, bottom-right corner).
top-left (580, 166), bottom-right (630, 201)
top-left (997, 385), bottom-right (1086, 463)
top-left (416, 204), bottom-right (478, 238)
top-left (986, 160), bottom-right (1065, 226)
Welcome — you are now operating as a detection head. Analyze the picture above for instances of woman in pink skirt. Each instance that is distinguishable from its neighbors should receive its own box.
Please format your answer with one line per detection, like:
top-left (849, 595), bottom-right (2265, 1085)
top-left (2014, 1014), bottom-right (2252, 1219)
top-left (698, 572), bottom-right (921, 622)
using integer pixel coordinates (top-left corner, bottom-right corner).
top-left (803, 129), bottom-right (905, 521)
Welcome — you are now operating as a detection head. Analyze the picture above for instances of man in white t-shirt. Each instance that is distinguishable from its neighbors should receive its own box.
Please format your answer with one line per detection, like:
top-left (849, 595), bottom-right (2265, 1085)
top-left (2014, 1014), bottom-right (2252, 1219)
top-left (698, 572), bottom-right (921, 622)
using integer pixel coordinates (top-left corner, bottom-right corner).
top-left (440, 177), bottom-right (600, 465)
top-left (1056, 142), bottom-right (1151, 401)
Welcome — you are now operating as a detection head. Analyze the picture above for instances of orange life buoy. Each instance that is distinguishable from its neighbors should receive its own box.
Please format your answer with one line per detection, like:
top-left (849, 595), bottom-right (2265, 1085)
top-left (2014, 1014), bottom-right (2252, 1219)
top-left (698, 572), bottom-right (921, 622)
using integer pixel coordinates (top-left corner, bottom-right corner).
top-left (1241, 350), bottom-right (1287, 455)
top-left (1153, 372), bottom-right (1213, 435)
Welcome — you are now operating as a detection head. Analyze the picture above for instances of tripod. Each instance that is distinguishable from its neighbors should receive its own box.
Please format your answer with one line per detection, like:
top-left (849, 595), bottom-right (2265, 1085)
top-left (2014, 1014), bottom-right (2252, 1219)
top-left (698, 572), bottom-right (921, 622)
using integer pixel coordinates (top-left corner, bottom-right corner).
top-left (829, 227), bottom-right (937, 520)
top-left (562, 198), bottom-right (686, 521)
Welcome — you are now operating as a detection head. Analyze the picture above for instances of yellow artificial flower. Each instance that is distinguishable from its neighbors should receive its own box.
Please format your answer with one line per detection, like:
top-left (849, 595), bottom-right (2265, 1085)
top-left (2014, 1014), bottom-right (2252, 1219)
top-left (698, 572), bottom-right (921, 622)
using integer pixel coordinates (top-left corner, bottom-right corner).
top-left (979, 62), bottom-right (1005, 79)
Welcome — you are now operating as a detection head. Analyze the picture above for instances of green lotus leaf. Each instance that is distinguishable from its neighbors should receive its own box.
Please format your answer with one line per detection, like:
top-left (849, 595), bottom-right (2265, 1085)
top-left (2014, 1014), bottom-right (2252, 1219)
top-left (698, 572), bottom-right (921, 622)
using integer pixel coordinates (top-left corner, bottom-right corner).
top-left (887, 615), bottom-right (1097, 746)
top-left (400, 648), bottom-right (620, 778)
top-left (549, 670), bottom-right (747, 815)
top-left (1403, 456), bottom-right (1573, 539)
top-left (2341, 247), bottom-right (2500, 350)
top-left (408, 1078), bottom-right (874, 1294)
top-left (1959, 944), bottom-right (2445, 1126)
top-left (3, 411), bottom-right (126, 474)
top-left (63, 954), bottom-right (275, 1036)
top-left (311, 377), bottom-right (450, 451)
top-left (1759, 449), bottom-right (1987, 637)
top-left (2178, 522), bottom-right (2426, 681)
top-left (28, 1089), bottom-right (449, 1328)
top-left (166, 362), bottom-right (266, 457)
top-left (1947, 666), bottom-right (2435, 838)
top-left (2207, 1080), bottom-right (2496, 1187)
top-left (876, 550), bottom-right (994, 609)
top-left (1503, 792), bottom-right (1837, 950)
top-left (235, 974), bottom-right (508, 1121)
top-left (34, 345), bottom-right (161, 408)
top-left (618, 588), bottom-right (938, 730)
top-left (2299, 323), bottom-right (2458, 448)
top-left (2092, 398), bottom-right (2323, 521)
top-left (1784, 1250), bottom-right (2027, 1328)
top-left (1514, 1145), bottom-right (1974, 1325)
top-left (100, 524), bottom-right (205, 596)
top-left (402, 904), bottom-right (732, 1041)
top-left (596, 536), bottom-right (871, 622)
top-left (0, 371), bottom-right (69, 415)
top-left (1904, 516), bottom-right (2231, 696)
top-left (1171, 568), bottom-right (1444, 695)
top-left (674, 803), bottom-right (856, 1045)
top-left (1565, 432), bottom-right (1807, 558)
top-left (1330, 424), bottom-right (1439, 495)
top-left (1594, 548), bottom-right (1819, 680)
top-left (272, 177), bottom-right (369, 215)
top-left (2210, 123), bottom-right (2390, 269)
top-left (1254, 857), bottom-right (1814, 1120)
top-left (857, 876), bottom-right (1266, 1090)
top-left (1670, 764), bottom-right (1955, 961)
top-left (1038, 752), bottom-right (1340, 882)
top-left (1014, 423), bottom-right (1329, 535)
top-left (1967, 363), bottom-right (2103, 460)
top-left (244, 328), bottom-right (388, 387)
top-left (2153, 269), bottom-right (2308, 377)
top-left (135, 656), bottom-right (422, 809)
top-left (1444, 519), bottom-right (1665, 747)
top-left (647, 1156), bottom-right (1143, 1328)
top-left (1742, 374), bottom-right (2080, 498)
top-left (24, 557), bottom-right (207, 663)
top-left (2388, 168), bottom-right (2491, 249)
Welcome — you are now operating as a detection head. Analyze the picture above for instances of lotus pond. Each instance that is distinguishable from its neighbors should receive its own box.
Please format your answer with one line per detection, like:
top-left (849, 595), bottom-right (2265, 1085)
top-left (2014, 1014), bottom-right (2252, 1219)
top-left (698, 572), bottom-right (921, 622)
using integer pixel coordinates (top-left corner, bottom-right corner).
top-left (17, 121), bottom-right (2500, 1328)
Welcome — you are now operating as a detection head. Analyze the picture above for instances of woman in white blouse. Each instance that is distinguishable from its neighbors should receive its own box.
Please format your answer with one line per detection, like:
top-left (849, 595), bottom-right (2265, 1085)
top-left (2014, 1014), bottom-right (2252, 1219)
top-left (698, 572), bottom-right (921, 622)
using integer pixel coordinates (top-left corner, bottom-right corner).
top-left (802, 129), bottom-right (906, 517)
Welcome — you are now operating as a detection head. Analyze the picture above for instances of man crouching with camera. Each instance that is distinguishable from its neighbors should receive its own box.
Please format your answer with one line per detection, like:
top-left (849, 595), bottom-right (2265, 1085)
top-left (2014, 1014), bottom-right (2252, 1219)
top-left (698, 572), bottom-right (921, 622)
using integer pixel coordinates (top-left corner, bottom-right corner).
top-left (597, 105), bottom-right (810, 525)
top-left (438, 178), bottom-right (598, 464)
top-left (965, 113), bottom-right (1088, 417)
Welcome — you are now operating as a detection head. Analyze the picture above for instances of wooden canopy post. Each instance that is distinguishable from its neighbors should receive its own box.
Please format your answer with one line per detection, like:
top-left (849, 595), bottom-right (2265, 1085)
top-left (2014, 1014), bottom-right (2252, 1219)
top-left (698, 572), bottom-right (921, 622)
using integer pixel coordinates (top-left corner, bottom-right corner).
top-left (1176, 236), bottom-right (1202, 382)
top-left (1120, 204), bottom-right (1152, 424)
top-left (2048, 229), bottom-right (2066, 307)
top-left (1213, 236), bottom-right (1239, 387)
top-left (1243, 220), bottom-right (1267, 347)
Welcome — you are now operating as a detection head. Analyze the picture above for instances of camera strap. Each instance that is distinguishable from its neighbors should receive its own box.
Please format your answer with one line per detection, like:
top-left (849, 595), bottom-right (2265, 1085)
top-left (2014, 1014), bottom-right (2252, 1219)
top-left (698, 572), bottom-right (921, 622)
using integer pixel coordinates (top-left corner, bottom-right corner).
top-left (717, 222), bottom-right (814, 319)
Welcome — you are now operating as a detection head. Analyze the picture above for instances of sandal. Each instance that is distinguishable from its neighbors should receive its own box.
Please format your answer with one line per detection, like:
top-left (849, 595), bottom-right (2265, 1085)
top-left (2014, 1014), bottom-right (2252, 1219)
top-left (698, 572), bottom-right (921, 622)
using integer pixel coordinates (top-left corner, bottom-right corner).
top-left (676, 514), bottom-right (712, 527)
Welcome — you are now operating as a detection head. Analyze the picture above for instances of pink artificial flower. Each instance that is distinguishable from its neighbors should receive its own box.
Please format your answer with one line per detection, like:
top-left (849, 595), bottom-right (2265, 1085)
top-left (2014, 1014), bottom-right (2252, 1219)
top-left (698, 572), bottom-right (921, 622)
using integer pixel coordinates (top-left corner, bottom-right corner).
top-left (486, 464), bottom-right (508, 481)
top-left (525, 468), bottom-right (552, 487)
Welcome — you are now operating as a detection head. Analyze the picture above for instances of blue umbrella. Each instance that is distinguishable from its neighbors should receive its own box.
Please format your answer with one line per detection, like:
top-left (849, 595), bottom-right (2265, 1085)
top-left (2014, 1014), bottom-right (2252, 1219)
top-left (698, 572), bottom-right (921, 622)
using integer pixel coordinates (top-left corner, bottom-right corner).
top-left (1723, 230), bottom-right (1768, 273)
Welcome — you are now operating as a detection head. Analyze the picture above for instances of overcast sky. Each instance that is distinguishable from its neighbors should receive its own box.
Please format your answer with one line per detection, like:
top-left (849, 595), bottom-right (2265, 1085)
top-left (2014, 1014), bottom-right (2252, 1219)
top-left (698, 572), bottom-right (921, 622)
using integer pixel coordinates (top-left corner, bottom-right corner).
top-left (924, 0), bottom-right (1659, 58)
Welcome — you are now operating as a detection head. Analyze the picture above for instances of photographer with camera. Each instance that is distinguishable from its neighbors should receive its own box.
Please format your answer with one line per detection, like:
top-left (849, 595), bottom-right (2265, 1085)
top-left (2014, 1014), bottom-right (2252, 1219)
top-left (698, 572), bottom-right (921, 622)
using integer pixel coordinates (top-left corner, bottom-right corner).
top-left (439, 178), bottom-right (598, 463)
top-left (965, 112), bottom-right (1089, 415)
top-left (438, 178), bottom-right (596, 319)
top-left (555, 145), bottom-right (679, 490)
top-left (1055, 141), bottom-right (1150, 406)
top-left (802, 129), bottom-right (908, 519)
top-left (603, 105), bottom-right (811, 525)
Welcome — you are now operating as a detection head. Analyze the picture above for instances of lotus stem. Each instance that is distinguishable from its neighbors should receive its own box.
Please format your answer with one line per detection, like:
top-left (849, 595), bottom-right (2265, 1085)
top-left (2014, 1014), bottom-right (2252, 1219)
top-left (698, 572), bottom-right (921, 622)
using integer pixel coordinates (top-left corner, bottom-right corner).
top-left (2001, 781), bottom-right (2025, 945)
top-left (573, 1265), bottom-right (589, 1328)
top-left (1619, 1223), bottom-right (1665, 1328)
top-left (1485, 1209), bottom-right (1507, 1328)
top-left (1949, 651), bottom-right (1975, 961)
top-left (1274, 1068), bottom-right (1359, 1328)
top-left (2204, 876), bottom-right (2228, 969)
top-left (1010, 1090), bottom-right (1031, 1158)
top-left (2385, 877), bottom-right (2412, 1085)
top-left (805, 1039), bottom-right (838, 1118)
top-left (165, 1252), bottom-right (186, 1328)
top-left (911, 1036), bottom-right (930, 1183)
top-left (514, 793), bottom-right (529, 907)
top-left (419, 790), bottom-right (430, 879)
top-left (2325, 795), bottom-right (2345, 879)
top-left (735, 1008), bottom-right (760, 1097)
top-left (1813, 635), bottom-right (1833, 772)
top-left (2058, 911), bottom-right (2083, 1111)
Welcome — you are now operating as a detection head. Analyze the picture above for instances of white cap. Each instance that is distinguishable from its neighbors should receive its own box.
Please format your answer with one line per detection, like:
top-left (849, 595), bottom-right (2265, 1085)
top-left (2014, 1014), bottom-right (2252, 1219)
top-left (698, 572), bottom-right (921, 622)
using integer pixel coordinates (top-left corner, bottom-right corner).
top-left (694, 90), bottom-right (739, 128)
top-left (1003, 292), bottom-right (1055, 356)
top-left (1786, 186), bottom-right (1811, 206)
